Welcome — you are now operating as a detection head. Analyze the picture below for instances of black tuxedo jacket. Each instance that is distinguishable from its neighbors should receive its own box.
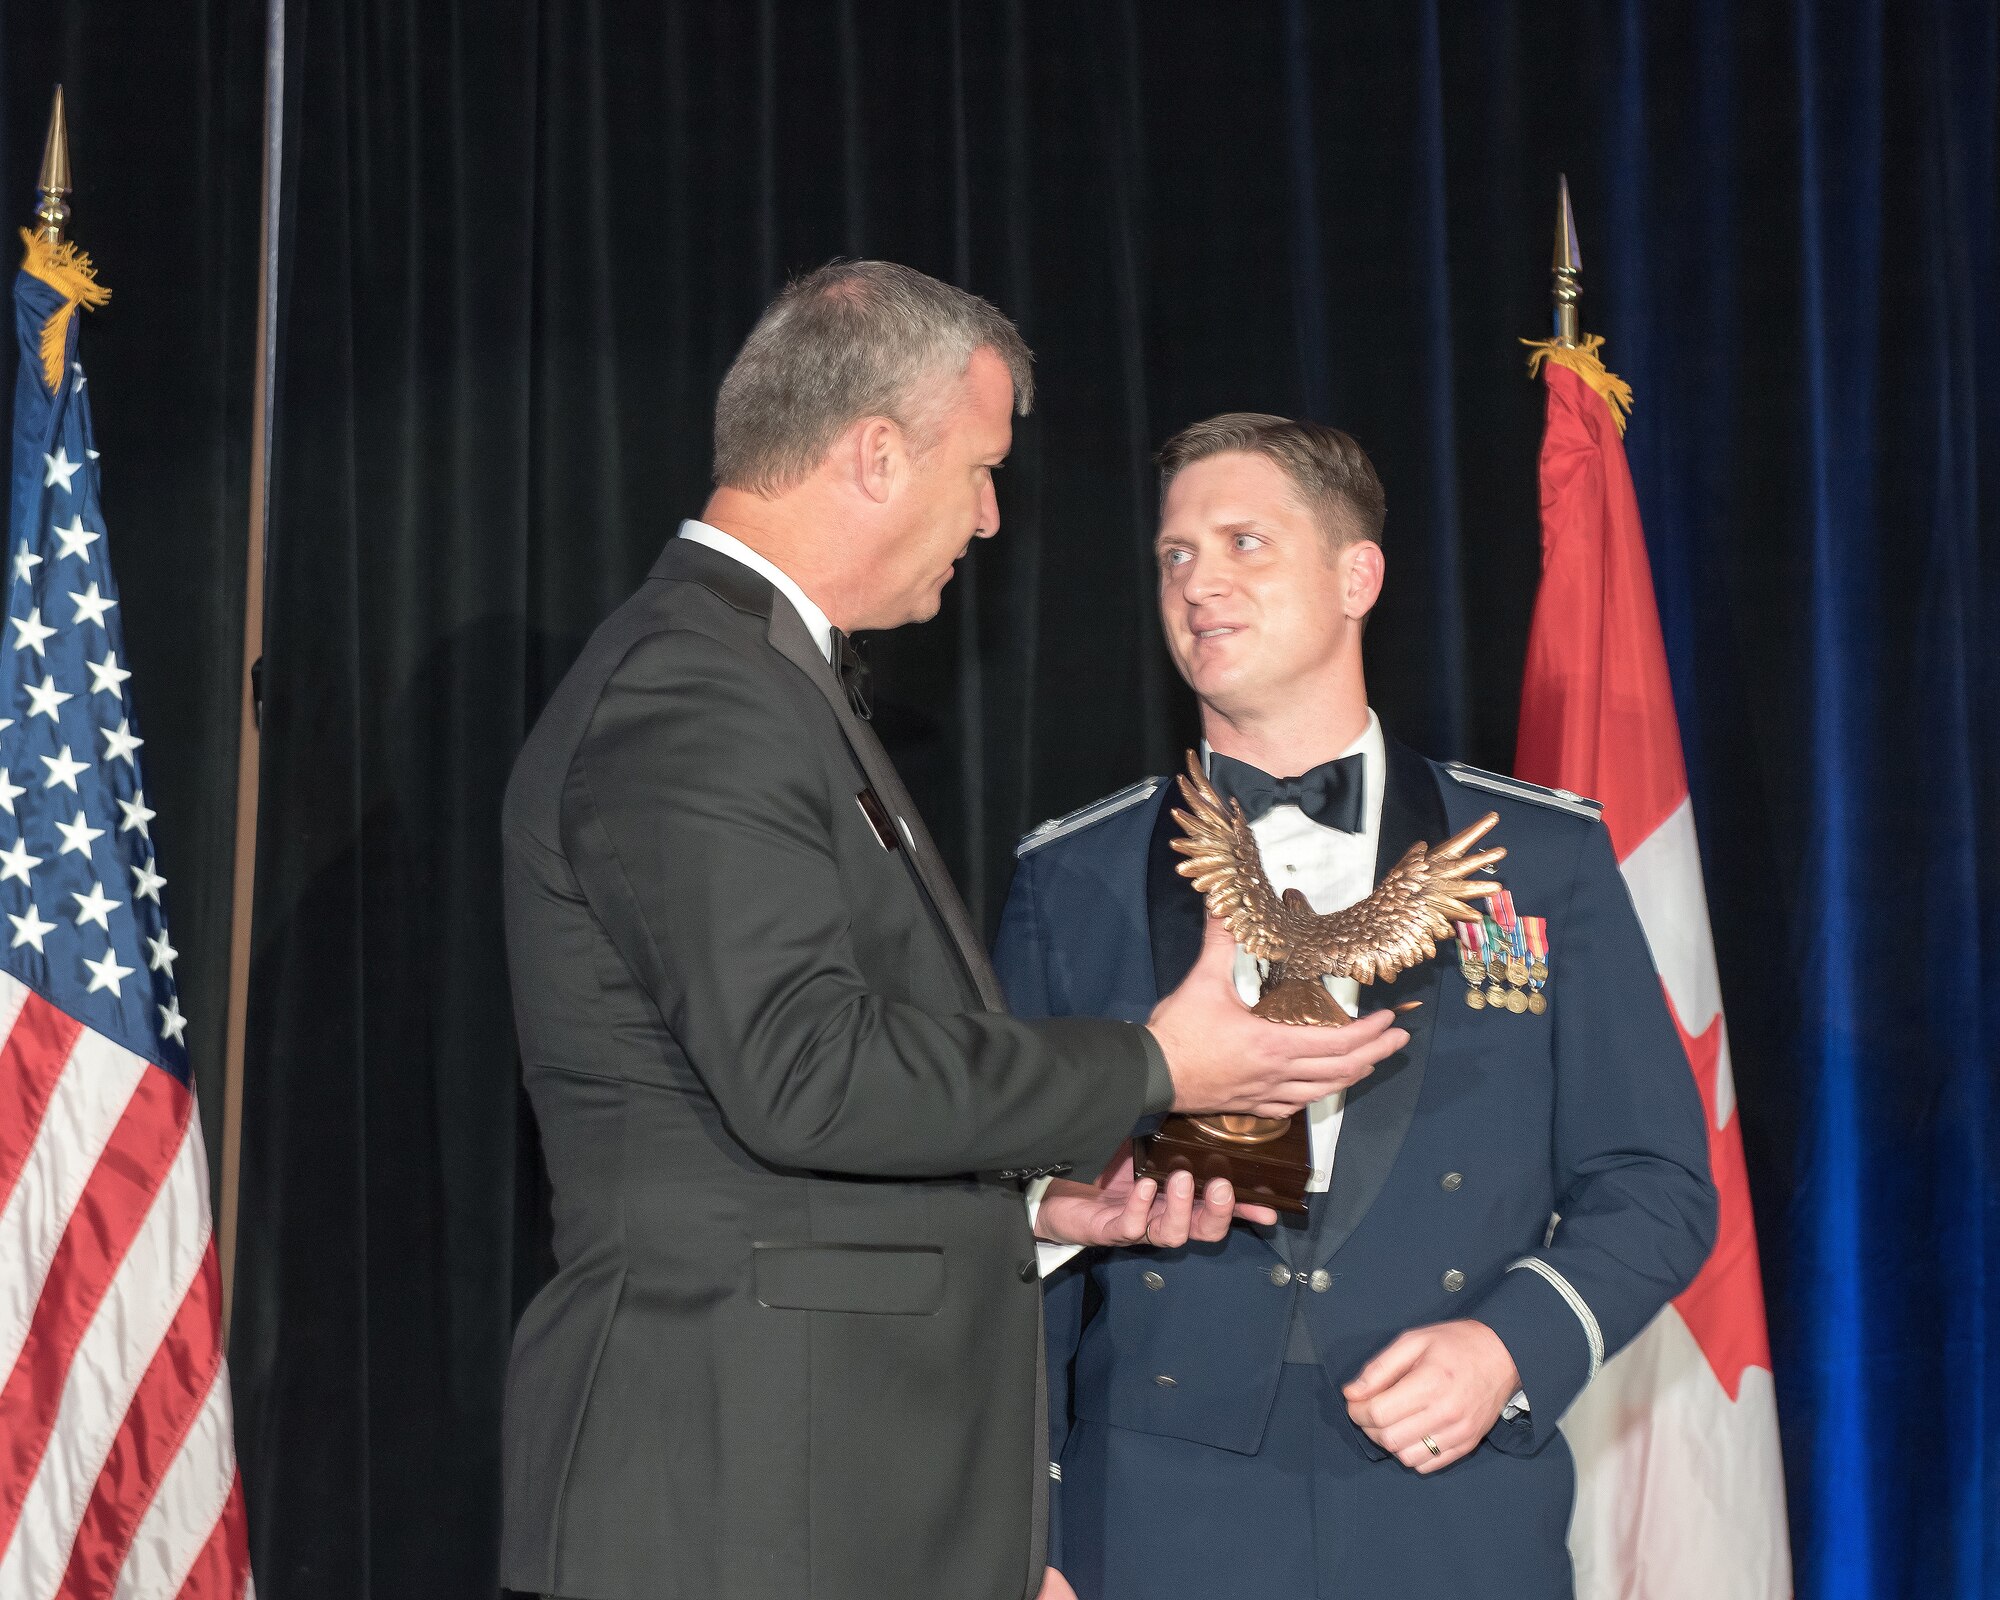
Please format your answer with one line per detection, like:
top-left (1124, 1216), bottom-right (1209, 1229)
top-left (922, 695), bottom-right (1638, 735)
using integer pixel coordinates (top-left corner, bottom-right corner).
top-left (499, 538), bottom-right (1158, 1600)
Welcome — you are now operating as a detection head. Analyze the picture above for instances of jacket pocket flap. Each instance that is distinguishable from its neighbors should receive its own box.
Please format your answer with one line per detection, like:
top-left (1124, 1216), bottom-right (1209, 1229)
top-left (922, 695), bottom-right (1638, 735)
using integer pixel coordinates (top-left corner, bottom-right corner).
top-left (753, 1243), bottom-right (945, 1316)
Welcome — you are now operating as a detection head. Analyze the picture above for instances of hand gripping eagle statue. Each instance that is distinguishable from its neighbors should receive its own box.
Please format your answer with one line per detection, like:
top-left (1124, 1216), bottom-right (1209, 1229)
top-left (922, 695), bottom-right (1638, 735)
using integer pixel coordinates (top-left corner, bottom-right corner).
top-left (1169, 752), bottom-right (1509, 1026)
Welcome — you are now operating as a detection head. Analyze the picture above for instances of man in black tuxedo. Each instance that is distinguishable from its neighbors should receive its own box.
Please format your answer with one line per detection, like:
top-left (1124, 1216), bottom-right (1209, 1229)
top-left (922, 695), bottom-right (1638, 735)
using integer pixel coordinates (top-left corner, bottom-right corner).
top-left (498, 264), bottom-right (1412, 1600)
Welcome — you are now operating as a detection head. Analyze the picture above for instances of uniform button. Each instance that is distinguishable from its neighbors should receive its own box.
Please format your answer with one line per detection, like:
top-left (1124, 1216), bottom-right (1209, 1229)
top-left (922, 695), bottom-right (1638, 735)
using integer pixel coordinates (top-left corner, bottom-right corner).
top-left (1441, 1171), bottom-right (1464, 1192)
top-left (1142, 1270), bottom-right (1165, 1291)
top-left (1442, 1268), bottom-right (1467, 1293)
top-left (1310, 1269), bottom-right (1332, 1293)
top-left (1269, 1263), bottom-right (1293, 1287)
top-left (1018, 1260), bottom-right (1038, 1283)
top-left (1154, 1374), bottom-right (1178, 1388)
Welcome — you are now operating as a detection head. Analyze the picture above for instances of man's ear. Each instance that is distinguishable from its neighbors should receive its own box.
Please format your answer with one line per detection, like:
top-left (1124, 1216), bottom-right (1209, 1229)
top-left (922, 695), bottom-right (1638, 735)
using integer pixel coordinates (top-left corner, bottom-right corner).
top-left (851, 416), bottom-right (903, 505)
top-left (1343, 539), bottom-right (1385, 620)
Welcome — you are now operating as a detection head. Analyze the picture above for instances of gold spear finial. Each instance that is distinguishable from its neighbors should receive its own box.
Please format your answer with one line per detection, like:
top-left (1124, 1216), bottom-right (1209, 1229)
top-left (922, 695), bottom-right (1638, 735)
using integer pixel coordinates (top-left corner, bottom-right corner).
top-left (1523, 173), bottom-right (1630, 430)
top-left (1551, 174), bottom-right (1581, 348)
top-left (36, 86), bottom-right (71, 244)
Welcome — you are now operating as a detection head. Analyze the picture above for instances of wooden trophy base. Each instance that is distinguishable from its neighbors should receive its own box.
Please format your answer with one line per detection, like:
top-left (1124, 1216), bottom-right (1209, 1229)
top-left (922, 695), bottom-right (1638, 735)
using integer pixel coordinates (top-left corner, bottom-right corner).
top-left (1136, 1110), bottom-right (1313, 1215)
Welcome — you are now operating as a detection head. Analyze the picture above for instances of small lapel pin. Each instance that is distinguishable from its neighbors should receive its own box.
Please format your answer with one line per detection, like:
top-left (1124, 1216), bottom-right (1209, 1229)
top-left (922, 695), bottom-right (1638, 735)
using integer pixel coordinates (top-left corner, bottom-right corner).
top-left (855, 788), bottom-right (899, 852)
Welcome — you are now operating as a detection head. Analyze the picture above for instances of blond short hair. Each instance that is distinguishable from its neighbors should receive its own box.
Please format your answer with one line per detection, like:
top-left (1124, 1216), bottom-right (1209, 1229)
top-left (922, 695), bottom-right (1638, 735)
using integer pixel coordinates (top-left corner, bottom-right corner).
top-left (1156, 413), bottom-right (1386, 547)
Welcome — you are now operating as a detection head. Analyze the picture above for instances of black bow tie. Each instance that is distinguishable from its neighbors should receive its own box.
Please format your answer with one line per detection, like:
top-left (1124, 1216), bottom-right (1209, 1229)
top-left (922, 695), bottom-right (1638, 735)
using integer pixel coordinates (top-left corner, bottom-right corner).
top-left (1207, 750), bottom-right (1365, 833)
top-left (829, 628), bottom-right (871, 721)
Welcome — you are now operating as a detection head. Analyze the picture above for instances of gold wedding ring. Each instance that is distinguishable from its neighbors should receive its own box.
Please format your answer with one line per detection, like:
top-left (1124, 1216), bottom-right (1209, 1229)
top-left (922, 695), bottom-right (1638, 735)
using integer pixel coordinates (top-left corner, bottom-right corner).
top-left (1421, 1435), bottom-right (1442, 1458)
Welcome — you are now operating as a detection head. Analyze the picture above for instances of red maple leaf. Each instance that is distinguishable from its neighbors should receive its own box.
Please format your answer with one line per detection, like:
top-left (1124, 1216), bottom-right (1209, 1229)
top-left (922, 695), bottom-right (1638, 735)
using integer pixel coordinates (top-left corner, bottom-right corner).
top-left (1666, 988), bottom-right (1772, 1399)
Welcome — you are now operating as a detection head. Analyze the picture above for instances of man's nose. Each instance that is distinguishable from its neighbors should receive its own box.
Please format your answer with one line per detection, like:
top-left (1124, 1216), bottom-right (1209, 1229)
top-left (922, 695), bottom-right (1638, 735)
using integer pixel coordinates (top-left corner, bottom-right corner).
top-left (1182, 552), bottom-right (1229, 600)
top-left (976, 477), bottom-right (1000, 538)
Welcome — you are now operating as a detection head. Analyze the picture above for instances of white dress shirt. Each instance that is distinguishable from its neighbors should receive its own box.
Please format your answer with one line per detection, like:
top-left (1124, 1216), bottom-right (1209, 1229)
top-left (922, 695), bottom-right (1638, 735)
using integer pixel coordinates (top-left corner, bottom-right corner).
top-left (677, 519), bottom-right (835, 663)
top-left (1032, 712), bottom-right (1385, 1275)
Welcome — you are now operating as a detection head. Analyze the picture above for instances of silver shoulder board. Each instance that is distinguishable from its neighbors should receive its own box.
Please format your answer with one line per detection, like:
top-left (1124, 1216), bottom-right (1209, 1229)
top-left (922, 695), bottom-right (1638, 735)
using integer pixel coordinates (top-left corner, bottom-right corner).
top-left (1444, 763), bottom-right (1602, 819)
top-left (1016, 777), bottom-right (1162, 857)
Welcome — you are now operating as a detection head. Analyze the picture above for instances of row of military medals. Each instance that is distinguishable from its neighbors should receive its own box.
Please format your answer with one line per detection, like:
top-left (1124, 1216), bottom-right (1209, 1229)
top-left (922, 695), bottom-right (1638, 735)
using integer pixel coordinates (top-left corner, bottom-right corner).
top-left (1454, 891), bottom-right (1548, 1015)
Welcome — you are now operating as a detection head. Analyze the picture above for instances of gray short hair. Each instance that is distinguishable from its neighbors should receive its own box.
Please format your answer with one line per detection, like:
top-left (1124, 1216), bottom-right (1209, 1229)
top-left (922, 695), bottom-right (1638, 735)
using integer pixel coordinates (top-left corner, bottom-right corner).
top-left (713, 260), bottom-right (1035, 495)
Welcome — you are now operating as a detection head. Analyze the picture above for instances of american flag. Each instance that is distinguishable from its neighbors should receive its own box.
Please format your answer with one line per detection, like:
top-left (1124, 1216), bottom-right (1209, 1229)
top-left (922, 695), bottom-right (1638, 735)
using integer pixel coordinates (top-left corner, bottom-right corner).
top-left (0, 236), bottom-right (253, 1597)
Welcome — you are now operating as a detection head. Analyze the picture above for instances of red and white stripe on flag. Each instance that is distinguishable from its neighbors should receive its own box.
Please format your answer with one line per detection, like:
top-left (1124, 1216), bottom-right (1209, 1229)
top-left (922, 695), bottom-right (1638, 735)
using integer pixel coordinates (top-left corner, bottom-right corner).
top-left (1517, 359), bottom-right (1790, 1599)
top-left (0, 973), bottom-right (252, 1599)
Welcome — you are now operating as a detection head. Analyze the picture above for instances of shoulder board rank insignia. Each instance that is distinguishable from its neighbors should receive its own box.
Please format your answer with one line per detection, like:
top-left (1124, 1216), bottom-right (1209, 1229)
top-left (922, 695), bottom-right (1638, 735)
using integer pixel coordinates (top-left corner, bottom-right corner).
top-left (1016, 777), bottom-right (1162, 858)
top-left (1444, 763), bottom-right (1603, 820)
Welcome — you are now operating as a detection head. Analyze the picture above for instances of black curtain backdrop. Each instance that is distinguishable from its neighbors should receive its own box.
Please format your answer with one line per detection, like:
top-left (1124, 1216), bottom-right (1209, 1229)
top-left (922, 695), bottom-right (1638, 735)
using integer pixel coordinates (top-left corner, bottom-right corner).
top-left (0, 4), bottom-right (263, 1190)
top-left (199, 2), bottom-right (1995, 1599)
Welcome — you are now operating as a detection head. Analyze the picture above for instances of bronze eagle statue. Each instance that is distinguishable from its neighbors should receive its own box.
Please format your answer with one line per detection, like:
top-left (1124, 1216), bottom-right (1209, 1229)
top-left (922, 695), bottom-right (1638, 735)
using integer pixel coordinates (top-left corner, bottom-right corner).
top-left (1169, 752), bottom-right (1508, 1025)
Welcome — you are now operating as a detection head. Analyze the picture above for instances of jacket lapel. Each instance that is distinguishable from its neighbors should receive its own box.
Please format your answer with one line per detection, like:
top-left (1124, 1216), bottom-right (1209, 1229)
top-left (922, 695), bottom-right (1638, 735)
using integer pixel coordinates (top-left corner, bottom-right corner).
top-left (653, 538), bottom-right (1005, 1014)
top-left (1309, 734), bottom-right (1451, 1270)
top-left (763, 602), bottom-right (1007, 1013)
top-left (1145, 779), bottom-right (1205, 1003)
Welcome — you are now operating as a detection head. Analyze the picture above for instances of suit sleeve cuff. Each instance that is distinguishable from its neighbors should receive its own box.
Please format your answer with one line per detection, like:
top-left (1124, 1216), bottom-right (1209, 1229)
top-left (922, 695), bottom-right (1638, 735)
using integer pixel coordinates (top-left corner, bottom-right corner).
top-left (1026, 1176), bottom-right (1084, 1276)
top-left (1471, 1257), bottom-right (1600, 1455)
top-left (1139, 1026), bottom-right (1174, 1115)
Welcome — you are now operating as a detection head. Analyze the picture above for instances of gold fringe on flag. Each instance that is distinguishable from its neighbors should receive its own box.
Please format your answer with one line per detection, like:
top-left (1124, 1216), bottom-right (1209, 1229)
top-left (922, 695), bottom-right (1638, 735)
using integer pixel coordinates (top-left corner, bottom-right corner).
top-left (18, 227), bottom-right (110, 394)
top-left (1521, 334), bottom-right (1632, 435)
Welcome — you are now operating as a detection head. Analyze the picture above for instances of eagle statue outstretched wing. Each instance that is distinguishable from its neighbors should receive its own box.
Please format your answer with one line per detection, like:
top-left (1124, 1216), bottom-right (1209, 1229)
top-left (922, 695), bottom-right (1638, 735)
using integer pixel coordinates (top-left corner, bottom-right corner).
top-left (1168, 752), bottom-right (1507, 1003)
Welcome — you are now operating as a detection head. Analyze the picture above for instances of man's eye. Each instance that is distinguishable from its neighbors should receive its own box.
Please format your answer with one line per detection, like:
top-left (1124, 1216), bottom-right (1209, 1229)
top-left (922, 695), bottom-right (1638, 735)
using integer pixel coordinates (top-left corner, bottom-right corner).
top-left (1162, 548), bottom-right (1191, 567)
top-left (1232, 533), bottom-right (1262, 551)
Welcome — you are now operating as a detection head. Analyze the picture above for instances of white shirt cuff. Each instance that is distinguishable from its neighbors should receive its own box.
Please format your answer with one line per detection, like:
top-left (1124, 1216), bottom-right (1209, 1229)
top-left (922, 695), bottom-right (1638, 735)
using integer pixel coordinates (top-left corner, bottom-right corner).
top-left (1025, 1175), bottom-right (1083, 1276)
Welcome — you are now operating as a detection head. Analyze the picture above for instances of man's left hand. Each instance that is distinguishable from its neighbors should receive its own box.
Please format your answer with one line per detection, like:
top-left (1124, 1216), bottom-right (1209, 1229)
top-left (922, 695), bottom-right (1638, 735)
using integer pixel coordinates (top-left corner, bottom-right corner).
top-left (1034, 1140), bottom-right (1278, 1248)
top-left (1342, 1320), bottom-right (1520, 1474)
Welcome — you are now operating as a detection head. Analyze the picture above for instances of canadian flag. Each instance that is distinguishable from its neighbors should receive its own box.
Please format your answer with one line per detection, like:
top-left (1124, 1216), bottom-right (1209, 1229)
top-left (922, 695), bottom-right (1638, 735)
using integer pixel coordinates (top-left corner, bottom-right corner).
top-left (1515, 353), bottom-right (1791, 1598)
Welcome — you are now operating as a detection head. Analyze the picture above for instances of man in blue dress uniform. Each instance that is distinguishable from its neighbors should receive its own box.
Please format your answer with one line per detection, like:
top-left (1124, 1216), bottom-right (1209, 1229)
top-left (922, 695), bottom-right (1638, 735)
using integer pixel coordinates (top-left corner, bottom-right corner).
top-left (997, 415), bottom-right (1718, 1599)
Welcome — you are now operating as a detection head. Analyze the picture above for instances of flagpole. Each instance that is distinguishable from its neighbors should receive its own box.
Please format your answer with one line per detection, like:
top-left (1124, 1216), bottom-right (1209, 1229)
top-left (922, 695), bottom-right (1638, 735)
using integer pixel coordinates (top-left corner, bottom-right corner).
top-left (220, 0), bottom-right (286, 1336)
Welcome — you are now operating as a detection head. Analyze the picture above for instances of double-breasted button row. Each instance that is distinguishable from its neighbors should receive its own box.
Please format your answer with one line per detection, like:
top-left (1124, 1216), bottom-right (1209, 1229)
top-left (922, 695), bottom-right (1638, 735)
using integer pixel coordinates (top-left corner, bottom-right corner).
top-left (1266, 1265), bottom-right (1332, 1292)
top-left (1438, 1174), bottom-right (1466, 1293)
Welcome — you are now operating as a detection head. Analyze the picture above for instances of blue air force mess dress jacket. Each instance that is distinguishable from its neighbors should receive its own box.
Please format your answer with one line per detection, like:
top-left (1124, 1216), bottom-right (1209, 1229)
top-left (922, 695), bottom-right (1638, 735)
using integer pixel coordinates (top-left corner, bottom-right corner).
top-left (992, 736), bottom-right (1716, 1597)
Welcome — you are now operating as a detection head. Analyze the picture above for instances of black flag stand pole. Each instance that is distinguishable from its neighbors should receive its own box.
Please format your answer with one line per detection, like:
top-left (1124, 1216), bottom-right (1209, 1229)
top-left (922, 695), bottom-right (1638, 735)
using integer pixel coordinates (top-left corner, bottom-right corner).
top-left (220, 0), bottom-right (286, 1337)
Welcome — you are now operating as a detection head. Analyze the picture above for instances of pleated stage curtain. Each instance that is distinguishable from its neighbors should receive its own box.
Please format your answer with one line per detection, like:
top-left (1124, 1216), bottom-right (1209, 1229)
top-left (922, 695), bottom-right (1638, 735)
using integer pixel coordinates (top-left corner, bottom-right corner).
top-left (204, 3), bottom-right (1999, 1597)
